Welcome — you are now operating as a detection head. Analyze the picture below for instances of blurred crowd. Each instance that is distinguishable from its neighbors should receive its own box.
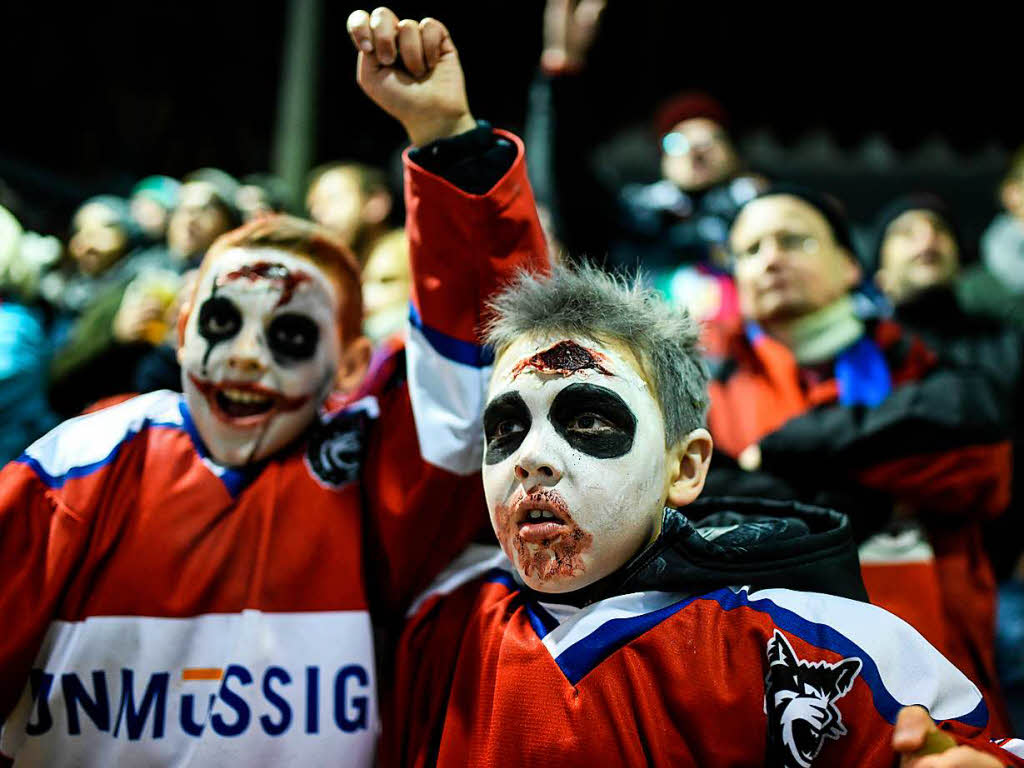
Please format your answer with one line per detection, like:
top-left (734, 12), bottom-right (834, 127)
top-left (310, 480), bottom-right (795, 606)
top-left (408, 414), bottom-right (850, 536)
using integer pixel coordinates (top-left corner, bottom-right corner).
top-left (3, 0), bottom-right (1024, 737)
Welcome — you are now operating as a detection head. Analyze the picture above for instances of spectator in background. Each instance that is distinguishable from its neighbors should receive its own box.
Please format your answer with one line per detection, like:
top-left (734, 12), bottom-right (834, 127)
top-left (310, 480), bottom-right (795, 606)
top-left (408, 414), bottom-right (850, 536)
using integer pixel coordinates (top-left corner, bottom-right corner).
top-left (871, 192), bottom-right (1024, 728)
top-left (129, 175), bottom-right (180, 245)
top-left (83, 170), bottom-right (246, 403)
top-left (47, 195), bottom-right (150, 415)
top-left (871, 193), bottom-right (1020, 393)
top-left (964, 146), bottom-right (1024, 328)
top-left (361, 228), bottom-right (410, 344)
top-left (166, 167), bottom-right (241, 268)
top-left (527, 1), bottom-right (764, 357)
top-left (704, 184), bottom-right (1014, 731)
top-left (0, 204), bottom-right (58, 462)
top-left (236, 172), bottom-right (293, 221)
top-left (305, 161), bottom-right (393, 263)
top-left (619, 92), bottom-right (765, 273)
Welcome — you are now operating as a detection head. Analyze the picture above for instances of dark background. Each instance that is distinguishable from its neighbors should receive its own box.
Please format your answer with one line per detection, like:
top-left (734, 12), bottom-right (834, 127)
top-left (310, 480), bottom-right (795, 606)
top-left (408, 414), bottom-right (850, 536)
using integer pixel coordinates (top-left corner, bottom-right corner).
top-left (1, 1), bottom-right (1021, 239)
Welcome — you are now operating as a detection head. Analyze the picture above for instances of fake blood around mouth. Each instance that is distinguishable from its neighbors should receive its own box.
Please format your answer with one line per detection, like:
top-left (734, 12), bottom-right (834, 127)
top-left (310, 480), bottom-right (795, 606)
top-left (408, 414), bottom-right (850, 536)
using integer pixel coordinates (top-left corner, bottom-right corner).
top-left (495, 488), bottom-right (593, 582)
top-left (509, 340), bottom-right (613, 379)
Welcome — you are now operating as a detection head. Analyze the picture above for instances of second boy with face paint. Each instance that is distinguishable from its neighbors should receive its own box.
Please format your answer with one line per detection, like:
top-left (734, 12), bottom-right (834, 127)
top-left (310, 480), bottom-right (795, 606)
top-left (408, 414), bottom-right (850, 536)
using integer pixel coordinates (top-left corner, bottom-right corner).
top-left (389, 264), bottom-right (1024, 768)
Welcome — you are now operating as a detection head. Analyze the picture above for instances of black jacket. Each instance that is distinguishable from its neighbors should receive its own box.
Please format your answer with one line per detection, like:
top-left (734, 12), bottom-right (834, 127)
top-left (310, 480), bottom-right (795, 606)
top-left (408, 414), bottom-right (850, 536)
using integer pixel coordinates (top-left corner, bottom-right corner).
top-left (522, 496), bottom-right (868, 608)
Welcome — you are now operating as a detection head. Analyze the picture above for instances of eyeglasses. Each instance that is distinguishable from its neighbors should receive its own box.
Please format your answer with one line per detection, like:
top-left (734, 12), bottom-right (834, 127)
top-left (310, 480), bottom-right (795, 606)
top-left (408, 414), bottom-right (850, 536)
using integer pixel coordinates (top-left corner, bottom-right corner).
top-left (734, 232), bottom-right (820, 261)
top-left (661, 131), bottom-right (725, 157)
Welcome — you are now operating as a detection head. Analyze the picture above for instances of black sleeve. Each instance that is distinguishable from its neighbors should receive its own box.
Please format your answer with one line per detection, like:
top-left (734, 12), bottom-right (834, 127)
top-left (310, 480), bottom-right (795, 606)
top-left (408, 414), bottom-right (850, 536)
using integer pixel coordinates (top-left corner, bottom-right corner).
top-left (704, 452), bottom-right (894, 542)
top-left (758, 367), bottom-right (1009, 479)
top-left (523, 72), bottom-right (621, 265)
top-left (407, 121), bottom-right (516, 195)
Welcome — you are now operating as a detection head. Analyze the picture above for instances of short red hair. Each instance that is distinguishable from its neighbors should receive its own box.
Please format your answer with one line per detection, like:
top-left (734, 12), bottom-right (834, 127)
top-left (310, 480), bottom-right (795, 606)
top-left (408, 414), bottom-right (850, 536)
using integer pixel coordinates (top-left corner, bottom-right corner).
top-left (195, 214), bottom-right (364, 342)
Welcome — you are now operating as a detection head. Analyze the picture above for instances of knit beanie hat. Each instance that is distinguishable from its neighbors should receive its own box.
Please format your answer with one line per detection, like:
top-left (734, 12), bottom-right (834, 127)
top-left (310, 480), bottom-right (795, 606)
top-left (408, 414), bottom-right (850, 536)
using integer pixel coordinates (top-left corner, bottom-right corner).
top-left (867, 192), bottom-right (964, 273)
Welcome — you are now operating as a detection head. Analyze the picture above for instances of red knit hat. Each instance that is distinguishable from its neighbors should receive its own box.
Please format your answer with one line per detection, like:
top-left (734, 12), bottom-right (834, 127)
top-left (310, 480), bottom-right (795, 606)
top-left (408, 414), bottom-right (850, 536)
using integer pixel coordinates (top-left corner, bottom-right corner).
top-left (653, 91), bottom-right (730, 137)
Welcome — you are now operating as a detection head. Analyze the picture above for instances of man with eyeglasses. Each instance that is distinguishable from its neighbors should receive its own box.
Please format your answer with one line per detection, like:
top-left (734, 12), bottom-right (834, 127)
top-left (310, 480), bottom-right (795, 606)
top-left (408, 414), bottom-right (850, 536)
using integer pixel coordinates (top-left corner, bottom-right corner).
top-left (704, 184), bottom-right (1016, 734)
top-left (620, 92), bottom-right (764, 264)
top-left (619, 93), bottom-right (767, 357)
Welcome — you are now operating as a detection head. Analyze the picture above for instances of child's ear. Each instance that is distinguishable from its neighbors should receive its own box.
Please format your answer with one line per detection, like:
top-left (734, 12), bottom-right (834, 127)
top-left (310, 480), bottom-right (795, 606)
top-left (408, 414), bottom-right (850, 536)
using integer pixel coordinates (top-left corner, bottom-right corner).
top-left (176, 300), bottom-right (192, 359)
top-left (665, 428), bottom-right (713, 508)
top-left (336, 336), bottom-right (373, 393)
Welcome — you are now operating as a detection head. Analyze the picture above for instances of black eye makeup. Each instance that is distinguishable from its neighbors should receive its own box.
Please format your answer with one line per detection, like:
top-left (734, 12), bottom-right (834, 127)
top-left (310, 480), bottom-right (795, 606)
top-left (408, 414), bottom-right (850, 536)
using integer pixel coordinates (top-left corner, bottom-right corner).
top-left (198, 296), bottom-right (242, 343)
top-left (267, 313), bottom-right (320, 364)
top-left (549, 383), bottom-right (636, 459)
top-left (483, 391), bottom-right (531, 465)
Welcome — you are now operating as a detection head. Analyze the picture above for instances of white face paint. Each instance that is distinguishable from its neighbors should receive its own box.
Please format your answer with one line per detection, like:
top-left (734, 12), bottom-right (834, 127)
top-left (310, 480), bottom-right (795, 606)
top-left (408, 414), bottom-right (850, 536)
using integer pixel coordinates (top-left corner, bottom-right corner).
top-left (482, 335), bottom-right (669, 593)
top-left (179, 247), bottom-right (342, 467)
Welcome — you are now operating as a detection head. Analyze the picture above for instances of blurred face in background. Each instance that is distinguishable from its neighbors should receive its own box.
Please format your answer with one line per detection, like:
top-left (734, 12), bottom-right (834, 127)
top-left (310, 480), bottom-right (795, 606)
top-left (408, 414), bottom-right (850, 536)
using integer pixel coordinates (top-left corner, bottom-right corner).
top-left (731, 195), bottom-right (861, 324)
top-left (876, 210), bottom-right (959, 304)
top-left (130, 194), bottom-right (170, 241)
top-left (361, 231), bottom-right (411, 341)
top-left (1002, 177), bottom-right (1024, 222)
top-left (661, 118), bottom-right (739, 192)
top-left (69, 202), bottom-right (129, 276)
top-left (167, 181), bottom-right (233, 262)
top-left (236, 184), bottom-right (274, 222)
top-left (307, 168), bottom-right (365, 247)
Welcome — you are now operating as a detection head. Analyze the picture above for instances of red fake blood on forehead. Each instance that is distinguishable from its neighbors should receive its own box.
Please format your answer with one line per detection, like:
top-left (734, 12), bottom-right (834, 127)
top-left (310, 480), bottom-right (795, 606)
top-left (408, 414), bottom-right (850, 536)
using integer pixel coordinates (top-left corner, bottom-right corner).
top-left (509, 340), bottom-right (613, 379)
top-left (494, 493), bottom-right (593, 583)
top-left (219, 262), bottom-right (312, 309)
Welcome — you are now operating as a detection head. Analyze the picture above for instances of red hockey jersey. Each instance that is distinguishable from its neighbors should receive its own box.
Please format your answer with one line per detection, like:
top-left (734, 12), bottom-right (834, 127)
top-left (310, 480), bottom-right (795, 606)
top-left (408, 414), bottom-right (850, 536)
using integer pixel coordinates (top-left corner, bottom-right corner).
top-left (0, 131), bottom-right (547, 767)
top-left (388, 545), bottom-right (1024, 768)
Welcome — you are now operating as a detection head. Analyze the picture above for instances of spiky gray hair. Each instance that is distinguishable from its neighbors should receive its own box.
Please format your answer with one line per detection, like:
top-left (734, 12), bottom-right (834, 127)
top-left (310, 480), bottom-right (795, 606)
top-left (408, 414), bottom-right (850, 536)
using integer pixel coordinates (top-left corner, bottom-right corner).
top-left (484, 263), bottom-right (709, 445)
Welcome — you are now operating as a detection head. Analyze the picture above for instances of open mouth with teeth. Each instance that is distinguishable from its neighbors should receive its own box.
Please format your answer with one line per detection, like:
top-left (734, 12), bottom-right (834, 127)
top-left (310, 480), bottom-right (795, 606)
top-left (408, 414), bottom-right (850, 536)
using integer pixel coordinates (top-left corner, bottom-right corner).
top-left (216, 387), bottom-right (275, 419)
top-left (496, 488), bottom-right (593, 582)
top-left (188, 374), bottom-right (310, 427)
top-left (516, 494), bottom-right (572, 545)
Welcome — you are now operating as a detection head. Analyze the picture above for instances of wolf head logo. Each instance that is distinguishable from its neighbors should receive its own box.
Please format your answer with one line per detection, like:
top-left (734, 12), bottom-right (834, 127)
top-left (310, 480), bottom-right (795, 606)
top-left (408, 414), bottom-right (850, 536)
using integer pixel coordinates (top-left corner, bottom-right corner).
top-left (306, 411), bottom-right (366, 488)
top-left (764, 630), bottom-right (862, 768)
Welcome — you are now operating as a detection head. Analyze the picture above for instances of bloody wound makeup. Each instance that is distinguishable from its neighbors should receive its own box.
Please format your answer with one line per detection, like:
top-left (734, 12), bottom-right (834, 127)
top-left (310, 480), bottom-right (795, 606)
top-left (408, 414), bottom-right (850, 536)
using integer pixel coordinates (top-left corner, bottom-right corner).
top-left (220, 261), bottom-right (312, 309)
top-left (509, 340), bottom-right (613, 379)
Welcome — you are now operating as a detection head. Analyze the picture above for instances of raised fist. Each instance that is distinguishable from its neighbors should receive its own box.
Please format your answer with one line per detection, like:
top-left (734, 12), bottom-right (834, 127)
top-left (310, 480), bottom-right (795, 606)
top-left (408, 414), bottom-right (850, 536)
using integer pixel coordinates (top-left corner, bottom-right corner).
top-left (347, 8), bottom-right (476, 146)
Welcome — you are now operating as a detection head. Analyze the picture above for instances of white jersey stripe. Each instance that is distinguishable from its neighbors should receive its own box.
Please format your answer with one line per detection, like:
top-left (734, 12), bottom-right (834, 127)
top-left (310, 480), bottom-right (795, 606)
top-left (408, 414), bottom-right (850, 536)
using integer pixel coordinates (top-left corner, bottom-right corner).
top-left (20, 391), bottom-right (184, 487)
top-left (405, 321), bottom-right (490, 476)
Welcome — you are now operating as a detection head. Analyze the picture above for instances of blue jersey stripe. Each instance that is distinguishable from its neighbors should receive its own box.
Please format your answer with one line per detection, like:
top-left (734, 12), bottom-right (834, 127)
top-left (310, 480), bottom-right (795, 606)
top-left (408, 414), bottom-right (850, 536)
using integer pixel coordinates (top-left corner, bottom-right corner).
top-left (523, 601), bottom-right (559, 639)
top-left (483, 568), bottom-right (518, 592)
top-left (710, 589), bottom-right (987, 728)
top-left (17, 419), bottom-right (182, 489)
top-left (19, 400), bottom-right (256, 500)
top-left (408, 303), bottom-right (494, 368)
top-left (547, 587), bottom-right (988, 729)
top-left (553, 594), bottom-right (699, 686)
top-left (177, 401), bottom-right (259, 498)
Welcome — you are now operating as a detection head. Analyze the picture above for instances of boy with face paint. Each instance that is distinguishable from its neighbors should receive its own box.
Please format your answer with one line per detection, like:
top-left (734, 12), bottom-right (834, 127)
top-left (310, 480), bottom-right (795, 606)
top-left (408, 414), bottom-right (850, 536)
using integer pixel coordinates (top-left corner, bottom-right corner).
top-left (0, 12), bottom-right (548, 766)
top-left (388, 264), bottom-right (1024, 768)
